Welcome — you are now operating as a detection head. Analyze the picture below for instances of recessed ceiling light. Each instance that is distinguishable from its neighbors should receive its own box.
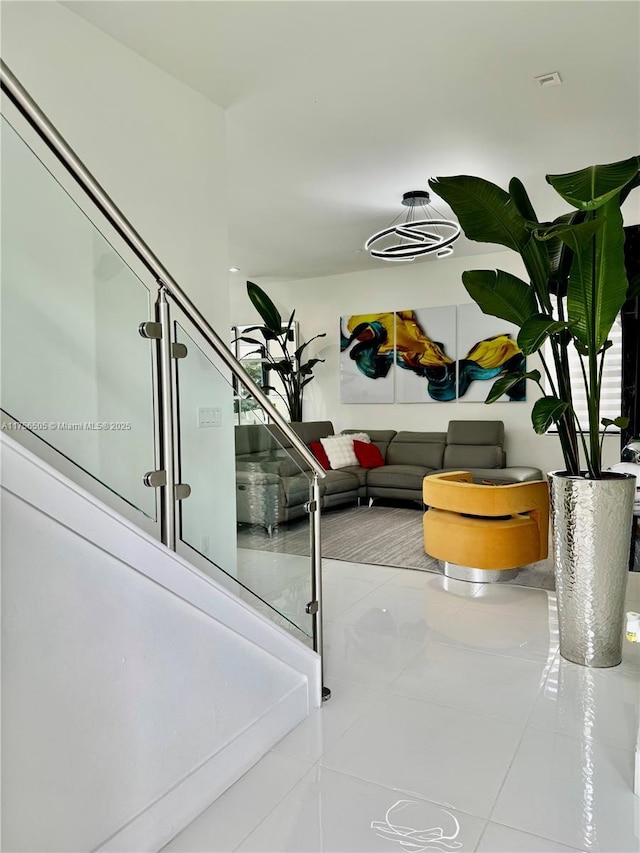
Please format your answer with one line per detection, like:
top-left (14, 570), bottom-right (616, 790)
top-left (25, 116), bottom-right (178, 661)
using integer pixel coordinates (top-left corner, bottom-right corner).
top-left (534, 71), bottom-right (562, 88)
top-left (229, 267), bottom-right (240, 273)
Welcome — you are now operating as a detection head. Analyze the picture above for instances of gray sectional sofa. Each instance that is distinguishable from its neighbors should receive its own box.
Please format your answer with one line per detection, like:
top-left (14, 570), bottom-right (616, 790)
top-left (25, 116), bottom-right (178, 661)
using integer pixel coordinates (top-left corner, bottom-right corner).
top-left (235, 420), bottom-right (543, 532)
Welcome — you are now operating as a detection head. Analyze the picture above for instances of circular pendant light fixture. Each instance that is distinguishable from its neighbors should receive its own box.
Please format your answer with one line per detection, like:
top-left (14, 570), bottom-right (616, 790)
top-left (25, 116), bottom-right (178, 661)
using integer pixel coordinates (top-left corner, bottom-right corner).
top-left (365, 190), bottom-right (461, 262)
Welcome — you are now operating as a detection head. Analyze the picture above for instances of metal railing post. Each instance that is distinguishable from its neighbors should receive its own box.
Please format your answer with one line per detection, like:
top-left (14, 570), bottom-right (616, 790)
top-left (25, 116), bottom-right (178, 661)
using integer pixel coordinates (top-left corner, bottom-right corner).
top-left (310, 472), bottom-right (330, 701)
top-left (156, 287), bottom-right (177, 550)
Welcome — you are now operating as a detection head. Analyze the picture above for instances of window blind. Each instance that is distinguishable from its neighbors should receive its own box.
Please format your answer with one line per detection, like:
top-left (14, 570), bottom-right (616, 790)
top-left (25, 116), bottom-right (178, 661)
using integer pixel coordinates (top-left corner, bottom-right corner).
top-left (545, 316), bottom-right (622, 432)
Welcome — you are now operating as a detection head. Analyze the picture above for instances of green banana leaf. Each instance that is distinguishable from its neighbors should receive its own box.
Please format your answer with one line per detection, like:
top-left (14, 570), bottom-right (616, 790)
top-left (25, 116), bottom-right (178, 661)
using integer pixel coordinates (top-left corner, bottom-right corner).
top-left (299, 357), bottom-right (325, 376)
top-left (532, 396), bottom-right (569, 434)
top-left (429, 175), bottom-right (550, 304)
top-left (247, 280), bottom-right (282, 333)
top-left (265, 361), bottom-right (292, 375)
top-left (530, 213), bottom-right (625, 351)
top-left (570, 199), bottom-right (628, 352)
top-left (233, 324), bottom-right (277, 341)
top-left (485, 369), bottom-right (540, 404)
top-left (602, 416), bottom-right (629, 429)
top-left (508, 177), bottom-right (539, 223)
top-left (462, 269), bottom-right (538, 326)
top-left (517, 315), bottom-right (569, 356)
top-left (546, 156), bottom-right (640, 211)
top-left (531, 217), bottom-right (604, 246)
top-left (428, 175), bottom-right (529, 251)
top-left (543, 210), bottom-right (588, 297)
top-left (295, 333), bottom-right (327, 362)
top-left (430, 156), bottom-right (639, 477)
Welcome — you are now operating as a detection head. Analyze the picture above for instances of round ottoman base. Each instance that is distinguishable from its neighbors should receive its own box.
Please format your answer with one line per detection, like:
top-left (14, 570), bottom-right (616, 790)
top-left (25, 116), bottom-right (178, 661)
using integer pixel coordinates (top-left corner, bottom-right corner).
top-left (443, 562), bottom-right (519, 583)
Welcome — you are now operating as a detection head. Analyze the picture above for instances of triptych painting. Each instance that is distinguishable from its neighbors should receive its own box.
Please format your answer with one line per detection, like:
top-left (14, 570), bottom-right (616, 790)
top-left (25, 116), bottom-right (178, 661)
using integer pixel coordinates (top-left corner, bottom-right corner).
top-left (340, 304), bottom-right (525, 404)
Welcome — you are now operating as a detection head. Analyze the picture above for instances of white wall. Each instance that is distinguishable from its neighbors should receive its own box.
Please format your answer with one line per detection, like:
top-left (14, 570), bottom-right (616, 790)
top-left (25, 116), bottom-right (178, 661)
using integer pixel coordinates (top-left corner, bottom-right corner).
top-left (1, 1), bottom-right (237, 569)
top-left (1, 0), bottom-right (228, 325)
top-left (231, 252), bottom-right (620, 476)
top-left (1, 435), bottom-right (319, 852)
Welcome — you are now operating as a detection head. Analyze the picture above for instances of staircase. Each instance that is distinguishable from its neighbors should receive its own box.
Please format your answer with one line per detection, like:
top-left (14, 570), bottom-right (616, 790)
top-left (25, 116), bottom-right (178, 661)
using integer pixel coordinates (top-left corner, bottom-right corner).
top-left (1, 62), bottom-right (326, 852)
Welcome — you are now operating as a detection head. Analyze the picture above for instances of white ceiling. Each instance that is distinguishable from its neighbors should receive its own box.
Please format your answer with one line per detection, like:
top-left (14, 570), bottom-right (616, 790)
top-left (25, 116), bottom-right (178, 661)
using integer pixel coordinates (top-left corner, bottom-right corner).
top-left (63, 0), bottom-right (640, 281)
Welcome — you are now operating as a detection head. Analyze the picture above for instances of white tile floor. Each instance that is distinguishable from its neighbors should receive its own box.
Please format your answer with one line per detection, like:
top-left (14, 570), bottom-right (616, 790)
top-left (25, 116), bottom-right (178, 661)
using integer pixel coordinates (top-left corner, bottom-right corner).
top-left (165, 561), bottom-right (640, 853)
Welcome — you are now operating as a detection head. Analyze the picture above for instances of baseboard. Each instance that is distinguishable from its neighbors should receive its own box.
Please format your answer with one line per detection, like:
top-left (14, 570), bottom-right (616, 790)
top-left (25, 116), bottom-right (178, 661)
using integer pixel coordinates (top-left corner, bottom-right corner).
top-left (96, 680), bottom-right (310, 852)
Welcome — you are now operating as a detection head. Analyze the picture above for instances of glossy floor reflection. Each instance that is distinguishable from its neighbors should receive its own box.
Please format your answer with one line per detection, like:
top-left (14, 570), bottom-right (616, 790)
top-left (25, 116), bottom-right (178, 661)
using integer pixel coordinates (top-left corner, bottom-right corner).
top-left (164, 562), bottom-right (640, 853)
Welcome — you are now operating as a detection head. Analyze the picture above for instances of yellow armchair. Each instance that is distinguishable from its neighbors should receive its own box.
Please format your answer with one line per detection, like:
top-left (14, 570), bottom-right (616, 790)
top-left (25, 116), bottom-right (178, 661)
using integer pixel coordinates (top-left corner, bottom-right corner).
top-left (423, 471), bottom-right (549, 582)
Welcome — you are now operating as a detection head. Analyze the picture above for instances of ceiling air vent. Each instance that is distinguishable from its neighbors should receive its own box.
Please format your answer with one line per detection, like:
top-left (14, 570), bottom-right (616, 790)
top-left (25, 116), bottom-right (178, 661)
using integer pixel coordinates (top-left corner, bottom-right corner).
top-left (534, 71), bottom-right (562, 88)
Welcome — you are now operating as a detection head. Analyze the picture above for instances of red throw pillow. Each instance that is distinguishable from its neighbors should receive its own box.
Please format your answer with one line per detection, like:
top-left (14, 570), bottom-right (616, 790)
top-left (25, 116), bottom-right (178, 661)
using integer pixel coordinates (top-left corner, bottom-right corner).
top-left (309, 440), bottom-right (331, 470)
top-left (353, 439), bottom-right (385, 468)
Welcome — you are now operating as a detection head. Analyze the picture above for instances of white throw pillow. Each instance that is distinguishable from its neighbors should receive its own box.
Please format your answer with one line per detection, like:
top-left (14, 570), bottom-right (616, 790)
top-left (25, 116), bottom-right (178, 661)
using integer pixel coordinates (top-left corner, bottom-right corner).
top-left (320, 435), bottom-right (358, 469)
top-left (347, 432), bottom-right (371, 444)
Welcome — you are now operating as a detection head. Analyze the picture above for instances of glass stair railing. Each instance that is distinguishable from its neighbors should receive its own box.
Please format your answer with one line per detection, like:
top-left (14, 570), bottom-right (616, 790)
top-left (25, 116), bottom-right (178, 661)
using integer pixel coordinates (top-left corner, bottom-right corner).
top-left (0, 60), bottom-right (328, 699)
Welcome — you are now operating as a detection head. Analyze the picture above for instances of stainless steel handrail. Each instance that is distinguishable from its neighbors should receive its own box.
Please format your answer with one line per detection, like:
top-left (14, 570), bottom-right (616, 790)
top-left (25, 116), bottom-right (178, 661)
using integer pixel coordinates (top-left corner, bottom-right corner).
top-left (0, 59), bottom-right (326, 479)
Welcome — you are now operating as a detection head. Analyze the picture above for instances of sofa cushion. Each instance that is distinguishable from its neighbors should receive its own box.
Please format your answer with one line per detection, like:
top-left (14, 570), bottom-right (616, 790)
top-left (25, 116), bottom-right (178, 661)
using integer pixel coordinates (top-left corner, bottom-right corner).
top-left (367, 464), bottom-right (433, 491)
top-left (265, 423), bottom-right (295, 450)
top-left (309, 440), bottom-right (331, 470)
top-left (235, 469), bottom-right (280, 487)
top-left (339, 465), bottom-right (368, 487)
top-left (447, 420), bottom-right (504, 446)
top-left (386, 432), bottom-right (446, 469)
top-left (342, 429), bottom-right (397, 458)
top-left (322, 469), bottom-right (361, 495)
top-left (354, 440), bottom-right (385, 468)
top-left (443, 444), bottom-right (504, 469)
top-left (235, 453), bottom-right (303, 478)
top-left (235, 424), bottom-right (287, 455)
top-left (291, 421), bottom-right (335, 445)
top-left (321, 435), bottom-right (359, 468)
top-left (280, 473), bottom-right (312, 507)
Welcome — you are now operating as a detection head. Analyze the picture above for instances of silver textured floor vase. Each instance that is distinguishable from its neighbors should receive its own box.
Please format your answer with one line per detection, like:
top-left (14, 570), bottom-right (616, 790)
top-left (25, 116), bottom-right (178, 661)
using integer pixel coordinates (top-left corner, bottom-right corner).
top-left (549, 471), bottom-right (635, 667)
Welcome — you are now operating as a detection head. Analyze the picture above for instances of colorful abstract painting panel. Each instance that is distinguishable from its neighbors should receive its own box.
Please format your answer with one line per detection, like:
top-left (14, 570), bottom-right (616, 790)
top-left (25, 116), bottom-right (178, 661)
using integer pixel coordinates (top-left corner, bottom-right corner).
top-left (340, 313), bottom-right (395, 403)
top-left (457, 303), bottom-right (526, 402)
top-left (394, 307), bottom-right (457, 403)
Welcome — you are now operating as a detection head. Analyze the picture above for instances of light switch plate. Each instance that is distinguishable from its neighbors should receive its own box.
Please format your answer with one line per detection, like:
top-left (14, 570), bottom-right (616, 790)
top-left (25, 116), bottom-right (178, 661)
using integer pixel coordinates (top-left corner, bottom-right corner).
top-left (197, 406), bottom-right (222, 428)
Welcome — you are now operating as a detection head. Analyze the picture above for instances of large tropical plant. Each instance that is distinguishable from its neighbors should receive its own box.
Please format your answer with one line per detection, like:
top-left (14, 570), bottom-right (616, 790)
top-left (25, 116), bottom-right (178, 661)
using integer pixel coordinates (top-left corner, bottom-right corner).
top-left (235, 281), bottom-right (326, 422)
top-left (429, 156), bottom-right (640, 478)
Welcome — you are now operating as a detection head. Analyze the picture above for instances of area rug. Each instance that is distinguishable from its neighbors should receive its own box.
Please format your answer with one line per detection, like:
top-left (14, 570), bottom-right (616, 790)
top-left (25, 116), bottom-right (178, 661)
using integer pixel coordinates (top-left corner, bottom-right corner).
top-left (237, 503), bottom-right (556, 591)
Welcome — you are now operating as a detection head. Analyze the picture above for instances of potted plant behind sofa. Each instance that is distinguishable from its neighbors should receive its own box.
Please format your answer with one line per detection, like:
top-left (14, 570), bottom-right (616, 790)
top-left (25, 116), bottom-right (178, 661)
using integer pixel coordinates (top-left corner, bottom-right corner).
top-left (429, 155), bottom-right (640, 668)
top-left (235, 281), bottom-right (326, 422)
